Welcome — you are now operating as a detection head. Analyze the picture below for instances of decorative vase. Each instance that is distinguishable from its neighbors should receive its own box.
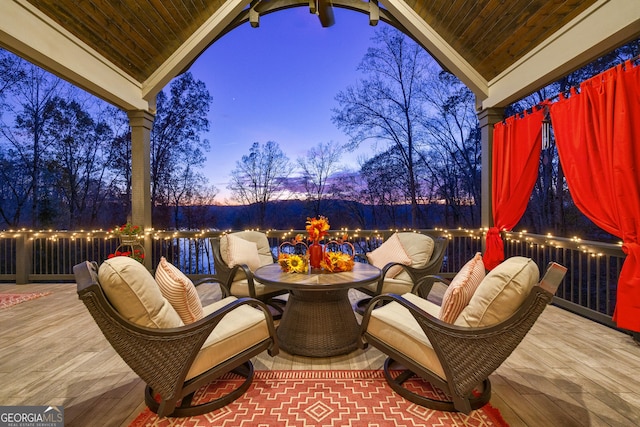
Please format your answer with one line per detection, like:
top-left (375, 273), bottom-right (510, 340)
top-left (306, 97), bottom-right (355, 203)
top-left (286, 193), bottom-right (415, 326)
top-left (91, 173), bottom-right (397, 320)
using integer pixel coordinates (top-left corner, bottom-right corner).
top-left (308, 241), bottom-right (324, 269)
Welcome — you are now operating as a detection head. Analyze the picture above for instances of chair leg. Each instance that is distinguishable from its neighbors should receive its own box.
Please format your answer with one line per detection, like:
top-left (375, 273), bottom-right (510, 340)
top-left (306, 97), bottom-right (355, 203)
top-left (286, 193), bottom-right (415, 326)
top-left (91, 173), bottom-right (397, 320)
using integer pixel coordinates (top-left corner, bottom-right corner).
top-left (383, 357), bottom-right (491, 414)
top-left (145, 361), bottom-right (255, 418)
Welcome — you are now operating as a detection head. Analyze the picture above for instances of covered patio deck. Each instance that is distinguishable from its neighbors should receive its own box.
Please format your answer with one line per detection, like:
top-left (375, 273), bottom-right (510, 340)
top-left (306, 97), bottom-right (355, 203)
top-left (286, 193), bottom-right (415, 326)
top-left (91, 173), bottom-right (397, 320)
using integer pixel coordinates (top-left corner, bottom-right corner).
top-left (1, 282), bottom-right (638, 426)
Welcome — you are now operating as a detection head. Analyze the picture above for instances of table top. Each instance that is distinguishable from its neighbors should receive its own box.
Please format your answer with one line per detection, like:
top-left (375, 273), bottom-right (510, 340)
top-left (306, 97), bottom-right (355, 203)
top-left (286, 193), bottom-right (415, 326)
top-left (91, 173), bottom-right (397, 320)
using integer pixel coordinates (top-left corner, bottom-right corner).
top-left (254, 262), bottom-right (381, 291)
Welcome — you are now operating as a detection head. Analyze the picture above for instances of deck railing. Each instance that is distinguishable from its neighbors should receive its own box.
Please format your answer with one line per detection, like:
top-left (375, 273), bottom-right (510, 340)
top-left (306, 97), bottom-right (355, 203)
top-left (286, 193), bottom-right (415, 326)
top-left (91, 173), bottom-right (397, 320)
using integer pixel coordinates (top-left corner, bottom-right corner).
top-left (0, 228), bottom-right (627, 333)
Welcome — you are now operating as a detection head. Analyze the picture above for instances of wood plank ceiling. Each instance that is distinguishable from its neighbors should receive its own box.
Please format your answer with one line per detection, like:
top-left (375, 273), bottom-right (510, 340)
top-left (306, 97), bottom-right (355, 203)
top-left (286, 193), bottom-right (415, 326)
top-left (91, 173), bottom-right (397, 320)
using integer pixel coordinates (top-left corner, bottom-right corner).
top-left (26, 0), bottom-right (598, 84)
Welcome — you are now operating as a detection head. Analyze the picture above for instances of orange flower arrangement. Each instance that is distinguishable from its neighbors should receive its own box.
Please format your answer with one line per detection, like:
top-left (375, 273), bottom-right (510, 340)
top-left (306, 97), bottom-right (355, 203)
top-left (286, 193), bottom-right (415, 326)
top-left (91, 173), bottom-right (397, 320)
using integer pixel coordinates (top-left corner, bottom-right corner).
top-left (321, 233), bottom-right (355, 272)
top-left (278, 234), bottom-right (309, 273)
top-left (306, 216), bottom-right (330, 243)
top-left (321, 251), bottom-right (354, 272)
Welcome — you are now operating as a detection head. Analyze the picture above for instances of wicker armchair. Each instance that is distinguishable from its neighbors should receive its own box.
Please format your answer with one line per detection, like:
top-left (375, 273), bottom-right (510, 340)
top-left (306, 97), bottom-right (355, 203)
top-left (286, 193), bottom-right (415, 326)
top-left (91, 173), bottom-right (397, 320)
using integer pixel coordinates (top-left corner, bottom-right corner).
top-left (356, 234), bottom-right (448, 312)
top-left (212, 231), bottom-right (288, 315)
top-left (360, 258), bottom-right (567, 414)
top-left (73, 260), bottom-right (279, 418)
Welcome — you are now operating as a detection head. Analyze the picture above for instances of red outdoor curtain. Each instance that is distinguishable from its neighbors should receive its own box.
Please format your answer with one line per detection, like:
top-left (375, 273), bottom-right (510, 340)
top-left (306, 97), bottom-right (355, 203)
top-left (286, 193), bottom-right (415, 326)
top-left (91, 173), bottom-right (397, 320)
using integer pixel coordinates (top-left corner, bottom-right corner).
top-left (550, 60), bottom-right (640, 332)
top-left (485, 108), bottom-right (544, 270)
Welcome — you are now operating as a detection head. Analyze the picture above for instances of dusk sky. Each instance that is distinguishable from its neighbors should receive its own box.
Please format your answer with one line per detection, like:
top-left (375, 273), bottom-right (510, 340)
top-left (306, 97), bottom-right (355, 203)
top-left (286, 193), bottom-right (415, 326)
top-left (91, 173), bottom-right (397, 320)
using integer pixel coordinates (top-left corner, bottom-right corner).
top-left (187, 7), bottom-right (388, 201)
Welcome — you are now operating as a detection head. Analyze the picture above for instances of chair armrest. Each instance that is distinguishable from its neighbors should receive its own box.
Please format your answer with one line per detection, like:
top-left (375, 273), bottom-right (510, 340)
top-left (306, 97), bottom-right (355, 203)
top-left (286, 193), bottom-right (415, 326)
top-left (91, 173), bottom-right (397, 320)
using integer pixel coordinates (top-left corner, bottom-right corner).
top-left (372, 262), bottom-right (410, 293)
top-left (539, 262), bottom-right (567, 295)
top-left (410, 274), bottom-right (451, 297)
top-left (381, 261), bottom-right (406, 276)
top-left (228, 264), bottom-right (259, 298)
top-left (193, 276), bottom-right (230, 297)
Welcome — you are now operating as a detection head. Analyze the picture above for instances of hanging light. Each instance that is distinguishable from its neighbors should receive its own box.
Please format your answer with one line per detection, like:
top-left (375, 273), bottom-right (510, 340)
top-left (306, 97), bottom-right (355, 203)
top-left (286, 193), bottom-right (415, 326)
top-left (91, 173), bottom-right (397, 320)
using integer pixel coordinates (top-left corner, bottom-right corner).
top-left (541, 109), bottom-right (551, 149)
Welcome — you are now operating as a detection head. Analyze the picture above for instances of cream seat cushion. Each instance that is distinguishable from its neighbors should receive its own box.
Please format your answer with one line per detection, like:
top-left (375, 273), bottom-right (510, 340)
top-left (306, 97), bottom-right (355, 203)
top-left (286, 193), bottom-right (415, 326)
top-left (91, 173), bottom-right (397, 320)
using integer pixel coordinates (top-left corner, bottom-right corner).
top-left (360, 276), bottom-right (412, 295)
top-left (230, 278), bottom-right (280, 298)
top-left (367, 292), bottom-right (446, 380)
top-left (455, 256), bottom-right (539, 328)
top-left (187, 296), bottom-right (270, 379)
top-left (98, 256), bottom-right (183, 328)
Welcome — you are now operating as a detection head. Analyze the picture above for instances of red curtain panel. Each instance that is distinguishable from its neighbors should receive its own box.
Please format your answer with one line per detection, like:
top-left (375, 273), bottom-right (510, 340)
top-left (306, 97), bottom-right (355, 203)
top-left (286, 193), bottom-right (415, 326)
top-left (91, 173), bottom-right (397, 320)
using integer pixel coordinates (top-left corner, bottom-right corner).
top-left (550, 60), bottom-right (640, 332)
top-left (485, 108), bottom-right (544, 270)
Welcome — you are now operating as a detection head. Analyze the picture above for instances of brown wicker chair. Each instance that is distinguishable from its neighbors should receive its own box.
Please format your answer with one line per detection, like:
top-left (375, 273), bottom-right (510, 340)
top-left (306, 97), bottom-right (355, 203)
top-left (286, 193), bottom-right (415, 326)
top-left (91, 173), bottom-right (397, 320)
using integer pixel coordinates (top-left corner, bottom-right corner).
top-left (360, 259), bottom-right (567, 414)
top-left (212, 231), bottom-right (288, 316)
top-left (356, 234), bottom-right (448, 312)
top-left (73, 260), bottom-right (279, 418)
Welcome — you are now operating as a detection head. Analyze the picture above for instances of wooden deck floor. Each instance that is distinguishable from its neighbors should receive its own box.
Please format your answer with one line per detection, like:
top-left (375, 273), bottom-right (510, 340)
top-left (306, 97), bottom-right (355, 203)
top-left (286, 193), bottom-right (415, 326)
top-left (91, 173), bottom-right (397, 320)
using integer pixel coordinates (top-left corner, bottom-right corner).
top-left (1, 282), bottom-right (639, 426)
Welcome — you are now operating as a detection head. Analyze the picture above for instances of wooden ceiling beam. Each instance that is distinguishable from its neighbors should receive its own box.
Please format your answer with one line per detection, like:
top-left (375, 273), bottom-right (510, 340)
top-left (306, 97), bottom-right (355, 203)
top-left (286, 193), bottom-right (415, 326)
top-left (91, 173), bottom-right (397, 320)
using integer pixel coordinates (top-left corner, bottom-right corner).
top-left (0, 0), bottom-right (149, 111)
top-left (316, 0), bottom-right (335, 27)
top-left (370, 0), bottom-right (379, 26)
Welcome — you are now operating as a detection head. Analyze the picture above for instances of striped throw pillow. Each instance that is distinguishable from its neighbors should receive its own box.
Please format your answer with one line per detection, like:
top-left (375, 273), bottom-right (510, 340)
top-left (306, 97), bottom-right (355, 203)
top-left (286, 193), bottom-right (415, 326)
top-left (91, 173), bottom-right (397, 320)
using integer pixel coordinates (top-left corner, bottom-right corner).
top-left (155, 257), bottom-right (204, 324)
top-left (439, 252), bottom-right (485, 323)
top-left (366, 232), bottom-right (412, 278)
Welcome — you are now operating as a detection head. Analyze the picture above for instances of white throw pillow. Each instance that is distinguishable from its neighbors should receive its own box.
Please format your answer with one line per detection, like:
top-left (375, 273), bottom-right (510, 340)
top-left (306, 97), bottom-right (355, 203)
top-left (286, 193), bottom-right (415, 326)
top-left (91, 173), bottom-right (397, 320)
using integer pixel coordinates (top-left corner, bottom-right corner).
top-left (155, 257), bottom-right (204, 324)
top-left (366, 232), bottom-right (412, 278)
top-left (98, 256), bottom-right (183, 328)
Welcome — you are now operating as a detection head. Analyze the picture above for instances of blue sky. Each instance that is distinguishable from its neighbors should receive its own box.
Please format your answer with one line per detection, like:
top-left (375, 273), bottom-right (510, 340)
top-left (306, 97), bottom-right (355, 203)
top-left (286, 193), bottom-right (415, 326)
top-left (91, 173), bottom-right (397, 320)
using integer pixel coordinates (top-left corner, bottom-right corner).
top-left (187, 7), bottom-right (383, 201)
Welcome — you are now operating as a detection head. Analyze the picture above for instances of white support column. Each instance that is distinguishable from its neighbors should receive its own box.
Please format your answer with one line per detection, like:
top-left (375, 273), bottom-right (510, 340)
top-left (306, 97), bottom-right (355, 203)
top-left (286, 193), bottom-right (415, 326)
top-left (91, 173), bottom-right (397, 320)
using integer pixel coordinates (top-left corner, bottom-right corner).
top-left (127, 110), bottom-right (155, 268)
top-left (477, 107), bottom-right (504, 237)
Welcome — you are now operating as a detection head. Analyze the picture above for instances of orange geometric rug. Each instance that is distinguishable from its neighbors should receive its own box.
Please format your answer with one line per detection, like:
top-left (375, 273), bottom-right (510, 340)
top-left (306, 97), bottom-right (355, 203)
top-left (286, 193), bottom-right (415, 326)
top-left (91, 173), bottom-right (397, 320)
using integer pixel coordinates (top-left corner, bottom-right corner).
top-left (129, 370), bottom-right (508, 427)
top-left (0, 292), bottom-right (51, 309)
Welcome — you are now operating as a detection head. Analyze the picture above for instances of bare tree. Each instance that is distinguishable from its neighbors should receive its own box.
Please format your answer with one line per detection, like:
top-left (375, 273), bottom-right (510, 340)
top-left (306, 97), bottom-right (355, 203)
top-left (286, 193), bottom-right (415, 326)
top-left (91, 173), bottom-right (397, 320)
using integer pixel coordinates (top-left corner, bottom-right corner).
top-left (151, 72), bottom-right (211, 213)
top-left (179, 185), bottom-right (219, 230)
top-left (360, 149), bottom-right (409, 228)
top-left (328, 171), bottom-right (369, 229)
top-left (0, 50), bottom-right (25, 98)
top-left (165, 161), bottom-right (218, 230)
top-left (332, 27), bottom-right (431, 228)
top-left (297, 141), bottom-right (342, 217)
top-left (0, 59), bottom-right (62, 227)
top-left (419, 69), bottom-right (481, 227)
top-left (45, 97), bottom-right (114, 228)
top-left (228, 141), bottom-right (292, 228)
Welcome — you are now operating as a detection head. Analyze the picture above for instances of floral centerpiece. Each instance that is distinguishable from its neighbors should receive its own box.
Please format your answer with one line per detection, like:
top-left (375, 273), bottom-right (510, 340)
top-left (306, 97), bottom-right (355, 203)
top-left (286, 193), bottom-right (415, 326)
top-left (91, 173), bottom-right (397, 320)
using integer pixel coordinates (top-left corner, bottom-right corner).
top-left (321, 233), bottom-right (355, 272)
top-left (306, 216), bottom-right (330, 243)
top-left (321, 251), bottom-right (355, 272)
top-left (278, 234), bottom-right (309, 273)
top-left (278, 217), bottom-right (355, 273)
top-left (306, 216), bottom-right (330, 269)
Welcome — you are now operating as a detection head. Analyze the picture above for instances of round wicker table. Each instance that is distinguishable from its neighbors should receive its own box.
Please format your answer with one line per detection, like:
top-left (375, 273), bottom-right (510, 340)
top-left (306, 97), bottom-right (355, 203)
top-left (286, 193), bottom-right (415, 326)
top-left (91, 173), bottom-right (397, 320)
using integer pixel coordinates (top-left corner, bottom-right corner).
top-left (253, 262), bottom-right (381, 357)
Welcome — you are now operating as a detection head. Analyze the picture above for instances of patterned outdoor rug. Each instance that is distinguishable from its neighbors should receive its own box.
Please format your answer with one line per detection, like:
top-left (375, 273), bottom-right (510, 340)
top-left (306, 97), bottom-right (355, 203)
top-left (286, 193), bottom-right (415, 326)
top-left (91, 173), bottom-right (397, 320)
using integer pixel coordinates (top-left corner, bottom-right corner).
top-left (129, 370), bottom-right (508, 427)
top-left (0, 292), bottom-right (51, 309)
